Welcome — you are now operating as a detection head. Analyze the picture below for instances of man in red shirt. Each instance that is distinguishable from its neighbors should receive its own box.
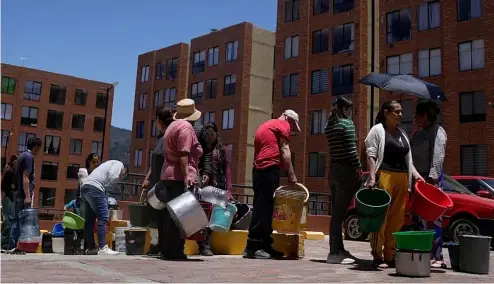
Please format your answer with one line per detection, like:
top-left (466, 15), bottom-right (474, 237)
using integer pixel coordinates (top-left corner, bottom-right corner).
top-left (243, 110), bottom-right (300, 259)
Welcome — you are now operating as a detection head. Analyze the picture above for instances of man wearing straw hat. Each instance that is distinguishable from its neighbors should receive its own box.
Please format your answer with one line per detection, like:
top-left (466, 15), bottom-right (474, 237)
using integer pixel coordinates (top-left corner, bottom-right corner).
top-left (159, 98), bottom-right (203, 260)
top-left (243, 110), bottom-right (300, 259)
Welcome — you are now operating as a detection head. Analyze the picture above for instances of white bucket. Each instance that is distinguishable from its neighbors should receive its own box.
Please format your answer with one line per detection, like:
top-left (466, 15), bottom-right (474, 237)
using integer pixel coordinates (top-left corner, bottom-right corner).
top-left (52, 237), bottom-right (65, 254)
top-left (115, 227), bottom-right (127, 253)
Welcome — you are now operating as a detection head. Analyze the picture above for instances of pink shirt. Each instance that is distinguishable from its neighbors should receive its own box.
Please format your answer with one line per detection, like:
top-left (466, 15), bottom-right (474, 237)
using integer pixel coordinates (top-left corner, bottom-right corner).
top-left (161, 119), bottom-right (203, 182)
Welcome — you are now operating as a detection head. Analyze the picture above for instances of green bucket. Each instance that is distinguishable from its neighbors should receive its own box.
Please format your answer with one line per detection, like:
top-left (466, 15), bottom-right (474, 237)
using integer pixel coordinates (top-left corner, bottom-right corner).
top-left (355, 188), bottom-right (391, 233)
top-left (393, 231), bottom-right (435, 251)
top-left (62, 211), bottom-right (85, 230)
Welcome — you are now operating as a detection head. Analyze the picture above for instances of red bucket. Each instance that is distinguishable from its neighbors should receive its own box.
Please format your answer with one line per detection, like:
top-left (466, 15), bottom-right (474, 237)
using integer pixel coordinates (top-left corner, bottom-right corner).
top-left (411, 180), bottom-right (453, 222)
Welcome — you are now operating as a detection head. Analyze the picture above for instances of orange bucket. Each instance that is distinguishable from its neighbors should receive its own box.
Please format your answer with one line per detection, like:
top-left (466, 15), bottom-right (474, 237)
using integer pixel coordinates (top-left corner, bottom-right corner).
top-left (272, 183), bottom-right (309, 234)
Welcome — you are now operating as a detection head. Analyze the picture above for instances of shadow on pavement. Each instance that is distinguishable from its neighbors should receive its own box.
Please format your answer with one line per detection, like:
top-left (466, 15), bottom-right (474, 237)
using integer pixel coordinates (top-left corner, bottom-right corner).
top-left (309, 258), bottom-right (381, 272)
top-left (388, 269), bottom-right (445, 278)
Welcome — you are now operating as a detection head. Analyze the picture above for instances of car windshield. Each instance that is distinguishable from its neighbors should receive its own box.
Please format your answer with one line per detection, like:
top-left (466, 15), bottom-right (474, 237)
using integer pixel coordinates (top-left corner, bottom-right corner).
top-left (481, 179), bottom-right (494, 189)
top-left (443, 176), bottom-right (474, 195)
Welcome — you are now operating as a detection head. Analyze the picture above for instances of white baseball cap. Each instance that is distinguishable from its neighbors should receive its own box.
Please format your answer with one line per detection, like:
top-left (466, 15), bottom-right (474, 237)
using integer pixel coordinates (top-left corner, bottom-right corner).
top-left (283, 109), bottom-right (301, 132)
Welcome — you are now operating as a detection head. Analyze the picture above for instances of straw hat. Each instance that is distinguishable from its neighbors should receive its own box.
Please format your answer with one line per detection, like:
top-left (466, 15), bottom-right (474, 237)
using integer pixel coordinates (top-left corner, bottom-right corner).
top-left (173, 99), bottom-right (201, 121)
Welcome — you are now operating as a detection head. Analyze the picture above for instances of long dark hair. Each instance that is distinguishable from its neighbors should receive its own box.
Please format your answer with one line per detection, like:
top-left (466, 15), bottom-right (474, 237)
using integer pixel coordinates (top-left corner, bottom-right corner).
top-left (375, 100), bottom-right (400, 125)
top-left (330, 96), bottom-right (353, 120)
top-left (2, 153), bottom-right (18, 174)
top-left (199, 122), bottom-right (226, 176)
top-left (85, 153), bottom-right (98, 174)
top-left (416, 100), bottom-right (440, 122)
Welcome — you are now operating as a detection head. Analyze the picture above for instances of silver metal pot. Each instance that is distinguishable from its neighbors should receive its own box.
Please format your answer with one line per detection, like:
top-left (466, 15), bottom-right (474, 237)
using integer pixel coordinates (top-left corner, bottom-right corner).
top-left (166, 191), bottom-right (208, 238)
top-left (395, 250), bottom-right (431, 277)
top-left (147, 182), bottom-right (166, 210)
top-left (109, 209), bottom-right (123, 221)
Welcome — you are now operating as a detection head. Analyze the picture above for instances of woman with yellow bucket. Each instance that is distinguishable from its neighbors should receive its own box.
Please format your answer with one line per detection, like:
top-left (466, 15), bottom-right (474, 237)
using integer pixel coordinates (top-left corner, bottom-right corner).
top-left (364, 100), bottom-right (423, 269)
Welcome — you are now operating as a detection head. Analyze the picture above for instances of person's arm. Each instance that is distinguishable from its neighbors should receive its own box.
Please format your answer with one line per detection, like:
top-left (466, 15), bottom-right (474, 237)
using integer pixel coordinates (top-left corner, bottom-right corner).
top-left (429, 127), bottom-right (447, 183)
top-left (142, 169), bottom-right (151, 190)
top-left (343, 123), bottom-right (362, 170)
top-left (364, 127), bottom-right (379, 187)
top-left (280, 137), bottom-right (297, 184)
top-left (177, 123), bottom-right (194, 186)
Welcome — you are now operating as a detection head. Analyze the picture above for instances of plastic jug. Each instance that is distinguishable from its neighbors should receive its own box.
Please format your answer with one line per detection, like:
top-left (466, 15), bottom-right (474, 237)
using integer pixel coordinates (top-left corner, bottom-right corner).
top-left (196, 186), bottom-right (228, 208)
top-left (18, 208), bottom-right (41, 240)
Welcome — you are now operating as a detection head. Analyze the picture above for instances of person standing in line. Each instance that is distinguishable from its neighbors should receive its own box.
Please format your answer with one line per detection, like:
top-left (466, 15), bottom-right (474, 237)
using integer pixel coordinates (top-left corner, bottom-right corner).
top-left (411, 100), bottom-right (447, 268)
top-left (1, 154), bottom-right (19, 249)
top-left (8, 137), bottom-right (42, 251)
top-left (160, 99), bottom-right (203, 260)
top-left (364, 101), bottom-right (424, 268)
top-left (74, 153), bottom-right (100, 220)
top-left (81, 160), bottom-right (127, 255)
top-left (243, 110), bottom-right (300, 259)
top-left (324, 97), bottom-right (362, 265)
top-left (197, 122), bottom-right (232, 256)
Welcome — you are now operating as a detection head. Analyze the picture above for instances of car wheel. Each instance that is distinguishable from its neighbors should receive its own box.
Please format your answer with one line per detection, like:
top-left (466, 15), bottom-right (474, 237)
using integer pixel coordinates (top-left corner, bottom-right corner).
top-left (449, 218), bottom-right (480, 243)
top-left (344, 214), bottom-right (369, 241)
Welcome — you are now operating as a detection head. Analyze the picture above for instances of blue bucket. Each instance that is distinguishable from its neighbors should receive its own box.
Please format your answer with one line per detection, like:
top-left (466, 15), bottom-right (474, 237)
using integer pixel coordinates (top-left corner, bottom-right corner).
top-left (209, 203), bottom-right (237, 232)
top-left (52, 223), bottom-right (64, 237)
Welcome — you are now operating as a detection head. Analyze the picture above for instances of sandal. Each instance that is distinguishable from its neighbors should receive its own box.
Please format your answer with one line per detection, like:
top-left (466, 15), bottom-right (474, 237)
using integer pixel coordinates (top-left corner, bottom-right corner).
top-left (373, 258), bottom-right (386, 268)
top-left (431, 261), bottom-right (447, 269)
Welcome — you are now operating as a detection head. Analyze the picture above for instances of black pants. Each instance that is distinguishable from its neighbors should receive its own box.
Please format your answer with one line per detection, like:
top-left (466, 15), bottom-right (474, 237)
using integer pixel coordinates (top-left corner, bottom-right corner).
top-left (246, 166), bottom-right (280, 251)
top-left (329, 161), bottom-right (361, 254)
top-left (156, 180), bottom-right (186, 257)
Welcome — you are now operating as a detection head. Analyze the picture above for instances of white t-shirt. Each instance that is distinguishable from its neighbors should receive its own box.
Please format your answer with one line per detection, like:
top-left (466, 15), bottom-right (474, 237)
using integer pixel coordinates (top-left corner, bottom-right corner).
top-left (83, 160), bottom-right (125, 192)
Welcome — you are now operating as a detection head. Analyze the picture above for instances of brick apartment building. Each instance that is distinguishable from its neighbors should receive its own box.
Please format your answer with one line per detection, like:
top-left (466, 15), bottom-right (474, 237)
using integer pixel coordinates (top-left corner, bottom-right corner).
top-left (274, 0), bottom-right (493, 210)
top-left (1, 63), bottom-right (114, 211)
top-left (129, 23), bottom-right (275, 195)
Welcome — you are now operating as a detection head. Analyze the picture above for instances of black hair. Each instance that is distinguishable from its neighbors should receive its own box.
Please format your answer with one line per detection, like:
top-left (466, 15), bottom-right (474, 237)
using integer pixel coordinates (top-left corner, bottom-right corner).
top-left (85, 153), bottom-right (99, 173)
top-left (27, 137), bottom-right (42, 150)
top-left (416, 100), bottom-right (440, 122)
top-left (156, 106), bottom-right (174, 127)
top-left (331, 96), bottom-right (353, 120)
top-left (375, 100), bottom-right (400, 125)
top-left (9, 153), bottom-right (19, 165)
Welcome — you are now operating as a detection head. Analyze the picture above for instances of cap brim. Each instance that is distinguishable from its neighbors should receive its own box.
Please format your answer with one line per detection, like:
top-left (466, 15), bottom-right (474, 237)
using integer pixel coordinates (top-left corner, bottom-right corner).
top-left (173, 110), bottom-right (202, 121)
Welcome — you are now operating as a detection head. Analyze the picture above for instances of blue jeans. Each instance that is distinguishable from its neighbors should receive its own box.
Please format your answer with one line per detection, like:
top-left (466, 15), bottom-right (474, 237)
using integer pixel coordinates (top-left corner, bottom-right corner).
top-left (8, 191), bottom-right (31, 250)
top-left (81, 184), bottom-right (109, 249)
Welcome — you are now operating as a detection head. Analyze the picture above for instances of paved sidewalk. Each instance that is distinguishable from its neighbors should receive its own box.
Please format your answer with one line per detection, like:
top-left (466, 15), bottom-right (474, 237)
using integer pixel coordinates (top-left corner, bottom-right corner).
top-left (1, 237), bottom-right (492, 283)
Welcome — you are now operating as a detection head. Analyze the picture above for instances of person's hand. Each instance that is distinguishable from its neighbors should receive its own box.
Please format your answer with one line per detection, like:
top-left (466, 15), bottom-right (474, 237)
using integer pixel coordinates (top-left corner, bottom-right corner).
top-left (414, 174), bottom-right (425, 183)
top-left (142, 179), bottom-right (150, 191)
top-left (24, 196), bottom-right (31, 205)
top-left (288, 173), bottom-right (297, 185)
top-left (356, 168), bottom-right (363, 180)
top-left (365, 176), bottom-right (376, 189)
top-left (185, 173), bottom-right (194, 187)
top-left (201, 175), bottom-right (209, 186)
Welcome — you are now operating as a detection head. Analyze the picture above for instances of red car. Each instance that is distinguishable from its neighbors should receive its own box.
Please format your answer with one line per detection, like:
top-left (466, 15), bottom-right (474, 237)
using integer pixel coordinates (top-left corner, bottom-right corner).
top-left (343, 173), bottom-right (494, 245)
top-left (451, 176), bottom-right (494, 200)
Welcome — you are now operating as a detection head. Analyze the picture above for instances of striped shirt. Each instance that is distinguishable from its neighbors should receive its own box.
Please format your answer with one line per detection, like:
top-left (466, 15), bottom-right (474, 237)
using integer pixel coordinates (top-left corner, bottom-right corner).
top-left (324, 113), bottom-right (362, 169)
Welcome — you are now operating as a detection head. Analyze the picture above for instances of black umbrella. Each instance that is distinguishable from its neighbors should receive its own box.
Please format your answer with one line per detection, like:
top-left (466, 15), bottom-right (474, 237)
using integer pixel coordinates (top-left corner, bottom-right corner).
top-left (360, 72), bottom-right (447, 101)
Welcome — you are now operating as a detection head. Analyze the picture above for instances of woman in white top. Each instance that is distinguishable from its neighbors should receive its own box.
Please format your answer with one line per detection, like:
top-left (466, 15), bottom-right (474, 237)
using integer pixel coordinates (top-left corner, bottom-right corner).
top-left (364, 100), bottom-right (423, 269)
top-left (75, 154), bottom-right (100, 220)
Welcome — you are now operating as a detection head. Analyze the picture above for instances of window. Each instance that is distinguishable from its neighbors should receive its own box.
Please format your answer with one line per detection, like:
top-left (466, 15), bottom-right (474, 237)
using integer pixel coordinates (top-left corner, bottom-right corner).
top-left (154, 89), bottom-right (164, 108)
top-left (308, 152), bottom-right (326, 177)
top-left (312, 29), bottom-right (329, 54)
top-left (332, 64), bottom-right (354, 96)
top-left (49, 84), bottom-right (66, 105)
top-left (69, 139), bottom-right (83, 155)
top-left (226, 41), bottom-right (238, 62)
top-left (457, 0), bottom-right (482, 22)
top-left (222, 109), bottom-right (235, 130)
top-left (418, 48), bottom-right (441, 77)
top-left (94, 117), bottom-right (105, 132)
top-left (24, 81), bottom-right (42, 101)
top-left (387, 9), bottom-right (412, 43)
top-left (205, 79), bottom-right (217, 99)
top-left (459, 39), bottom-right (484, 71)
top-left (461, 144), bottom-right (488, 176)
top-left (314, 0), bottom-right (329, 15)
top-left (284, 36), bottom-right (299, 59)
top-left (96, 93), bottom-right (107, 109)
top-left (165, 88), bottom-right (176, 108)
top-left (71, 114), bottom-right (85, 130)
top-left (311, 110), bottom-right (328, 135)
top-left (459, 91), bottom-right (486, 123)
top-left (387, 53), bottom-right (413, 75)
top-left (1, 103), bottom-right (13, 120)
top-left (400, 100), bottom-right (413, 136)
top-left (224, 75), bottom-right (236, 96)
top-left (74, 89), bottom-right (87, 105)
top-left (136, 121), bottom-right (145, 138)
top-left (92, 141), bottom-right (102, 156)
top-left (208, 47), bottom-right (219, 66)
top-left (285, 0), bottom-right (300, 22)
top-left (39, 188), bottom-right (56, 207)
top-left (418, 1), bottom-right (440, 31)
top-left (44, 135), bottom-right (61, 155)
top-left (167, 58), bottom-right (178, 79)
top-left (21, 106), bottom-right (38, 126)
top-left (1, 130), bottom-right (10, 147)
top-left (151, 120), bottom-right (159, 137)
top-left (64, 189), bottom-right (77, 204)
top-left (66, 164), bottom-right (80, 179)
top-left (204, 112), bottom-right (216, 124)
top-left (311, 69), bottom-right (328, 94)
top-left (282, 74), bottom-right (298, 97)
top-left (191, 82), bottom-right (204, 104)
top-left (134, 149), bottom-right (143, 167)
top-left (140, 65), bottom-right (150, 82)
top-left (280, 154), bottom-right (296, 177)
top-left (333, 23), bottom-right (354, 53)
top-left (156, 62), bottom-right (165, 79)
top-left (192, 50), bottom-right (206, 73)
top-left (138, 93), bottom-right (147, 110)
top-left (18, 133), bottom-right (36, 152)
top-left (41, 161), bottom-right (58, 180)
top-left (334, 0), bottom-right (354, 13)
top-left (2, 76), bottom-right (16, 94)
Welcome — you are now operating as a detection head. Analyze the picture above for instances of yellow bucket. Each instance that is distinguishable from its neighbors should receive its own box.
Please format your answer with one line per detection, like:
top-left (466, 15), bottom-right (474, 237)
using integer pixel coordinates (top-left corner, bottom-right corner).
top-left (272, 183), bottom-right (309, 234)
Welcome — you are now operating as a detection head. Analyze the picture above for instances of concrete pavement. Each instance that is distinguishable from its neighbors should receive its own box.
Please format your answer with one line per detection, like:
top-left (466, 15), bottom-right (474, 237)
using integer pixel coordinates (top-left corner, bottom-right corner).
top-left (1, 237), bottom-right (493, 283)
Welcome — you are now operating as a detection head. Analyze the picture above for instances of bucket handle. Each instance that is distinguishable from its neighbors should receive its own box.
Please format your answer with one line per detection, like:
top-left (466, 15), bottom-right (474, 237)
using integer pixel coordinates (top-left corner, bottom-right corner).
top-left (139, 189), bottom-right (146, 204)
top-left (273, 183), bottom-right (310, 203)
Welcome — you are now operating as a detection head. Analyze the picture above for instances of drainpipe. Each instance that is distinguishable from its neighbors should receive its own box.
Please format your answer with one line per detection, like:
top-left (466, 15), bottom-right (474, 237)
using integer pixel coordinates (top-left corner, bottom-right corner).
top-left (369, 0), bottom-right (376, 129)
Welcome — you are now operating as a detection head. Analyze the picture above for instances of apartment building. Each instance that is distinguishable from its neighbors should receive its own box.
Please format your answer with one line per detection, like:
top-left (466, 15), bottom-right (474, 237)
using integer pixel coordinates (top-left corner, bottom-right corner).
top-left (1, 63), bottom-right (114, 210)
top-left (274, 0), bottom-right (493, 211)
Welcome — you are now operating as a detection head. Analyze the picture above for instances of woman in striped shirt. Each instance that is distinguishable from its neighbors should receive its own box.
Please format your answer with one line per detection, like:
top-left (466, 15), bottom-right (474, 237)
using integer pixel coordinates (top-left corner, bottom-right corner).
top-left (324, 96), bottom-right (362, 265)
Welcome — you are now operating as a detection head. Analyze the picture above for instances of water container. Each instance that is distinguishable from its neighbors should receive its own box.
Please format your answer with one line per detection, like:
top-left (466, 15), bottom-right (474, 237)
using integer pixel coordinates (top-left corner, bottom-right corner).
top-left (18, 208), bottom-right (40, 240)
top-left (196, 186), bottom-right (228, 208)
top-left (210, 203), bottom-right (237, 232)
top-left (115, 227), bottom-right (127, 253)
top-left (459, 235), bottom-right (491, 274)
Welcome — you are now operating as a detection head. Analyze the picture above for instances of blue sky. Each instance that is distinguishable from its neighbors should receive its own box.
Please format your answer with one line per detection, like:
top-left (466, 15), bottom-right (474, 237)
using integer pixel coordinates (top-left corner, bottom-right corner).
top-left (1, 0), bottom-right (277, 130)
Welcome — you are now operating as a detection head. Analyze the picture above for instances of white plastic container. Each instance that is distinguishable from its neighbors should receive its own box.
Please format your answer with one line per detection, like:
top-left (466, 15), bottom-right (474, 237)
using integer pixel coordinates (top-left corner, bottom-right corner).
top-left (395, 250), bottom-right (431, 277)
top-left (115, 227), bottom-right (127, 253)
top-left (52, 237), bottom-right (65, 254)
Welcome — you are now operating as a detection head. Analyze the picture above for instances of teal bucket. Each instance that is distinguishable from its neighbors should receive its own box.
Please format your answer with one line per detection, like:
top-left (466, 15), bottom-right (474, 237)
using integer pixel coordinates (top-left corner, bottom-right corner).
top-left (209, 203), bottom-right (237, 232)
top-left (356, 188), bottom-right (392, 233)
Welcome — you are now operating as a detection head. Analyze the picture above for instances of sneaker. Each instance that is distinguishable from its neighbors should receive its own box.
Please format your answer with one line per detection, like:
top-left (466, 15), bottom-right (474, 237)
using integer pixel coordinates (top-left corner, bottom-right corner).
top-left (263, 246), bottom-right (284, 259)
top-left (243, 249), bottom-right (271, 259)
top-left (341, 249), bottom-right (356, 260)
top-left (326, 252), bottom-right (355, 265)
top-left (200, 247), bottom-right (214, 256)
top-left (97, 245), bottom-right (119, 256)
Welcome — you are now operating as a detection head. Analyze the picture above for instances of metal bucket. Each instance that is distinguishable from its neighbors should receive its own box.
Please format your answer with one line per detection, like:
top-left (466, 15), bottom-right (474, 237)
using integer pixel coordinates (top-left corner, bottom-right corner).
top-left (147, 182), bottom-right (166, 210)
top-left (395, 250), bottom-right (431, 277)
top-left (166, 191), bottom-right (209, 238)
top-left (110, 209), bottom-right (123, 221)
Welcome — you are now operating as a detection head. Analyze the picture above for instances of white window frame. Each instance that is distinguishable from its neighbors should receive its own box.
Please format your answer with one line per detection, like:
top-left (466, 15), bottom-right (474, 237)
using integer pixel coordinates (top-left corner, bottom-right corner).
top-left (387, 53), bottom-right (413, 75)
top-left (140, 65), bottom-right (150, 82)
top-left (222, 109), bottom-right (235, 130)
top-left (418, 48), bottom-right (441, 77)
